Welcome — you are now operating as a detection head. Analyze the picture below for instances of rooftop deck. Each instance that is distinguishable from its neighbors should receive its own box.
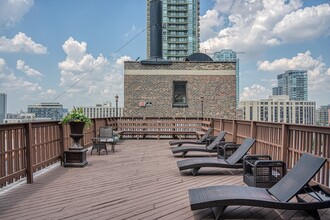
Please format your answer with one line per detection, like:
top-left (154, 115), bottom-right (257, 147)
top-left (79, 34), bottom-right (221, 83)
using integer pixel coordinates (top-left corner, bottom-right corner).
top-left (1, 139), bottom-right (330, 220)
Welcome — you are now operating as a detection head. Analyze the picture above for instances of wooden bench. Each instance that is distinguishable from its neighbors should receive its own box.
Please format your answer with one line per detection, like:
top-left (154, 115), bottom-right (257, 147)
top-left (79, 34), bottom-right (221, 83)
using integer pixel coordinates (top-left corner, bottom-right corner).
top-left (116, 118), bottom-right (211, 140)
top-left (195, 120), bottom-right (212, 139)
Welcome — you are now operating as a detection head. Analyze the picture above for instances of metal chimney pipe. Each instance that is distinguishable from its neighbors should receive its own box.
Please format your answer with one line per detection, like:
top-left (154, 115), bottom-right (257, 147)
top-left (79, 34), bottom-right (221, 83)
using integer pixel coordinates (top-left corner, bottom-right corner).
top-left (141, 0), bottom-right (172, 65)
top-left (149, 0), bottom-right (163, 59)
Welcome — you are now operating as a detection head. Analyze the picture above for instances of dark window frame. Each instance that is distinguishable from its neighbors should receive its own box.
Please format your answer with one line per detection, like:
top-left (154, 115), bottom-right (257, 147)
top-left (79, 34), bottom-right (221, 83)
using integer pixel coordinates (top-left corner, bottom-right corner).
top-left (172, 81), bottom-right (188, 108)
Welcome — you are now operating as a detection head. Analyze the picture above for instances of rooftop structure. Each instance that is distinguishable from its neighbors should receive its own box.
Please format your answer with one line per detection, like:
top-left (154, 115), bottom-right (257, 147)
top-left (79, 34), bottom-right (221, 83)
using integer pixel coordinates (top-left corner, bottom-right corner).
top-left (124, 61), bottom-right (236, 118)
top-left (1, 117), bottom-right (330, 219)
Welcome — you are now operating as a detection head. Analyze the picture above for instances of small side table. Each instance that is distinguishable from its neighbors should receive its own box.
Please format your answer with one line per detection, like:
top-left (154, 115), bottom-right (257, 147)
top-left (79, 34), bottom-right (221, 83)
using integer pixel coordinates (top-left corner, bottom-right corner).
top-left (91, 138), bottom-right (115, 155)
top-left (217, 142), bottom-right (239, 159)
top-left (243, 155), bottom-right (286, 188)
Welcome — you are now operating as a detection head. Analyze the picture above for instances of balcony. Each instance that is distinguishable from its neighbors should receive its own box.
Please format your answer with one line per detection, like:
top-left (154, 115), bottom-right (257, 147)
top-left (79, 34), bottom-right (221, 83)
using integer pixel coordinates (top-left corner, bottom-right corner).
top-left (1, 118), bottom-right (330, 219)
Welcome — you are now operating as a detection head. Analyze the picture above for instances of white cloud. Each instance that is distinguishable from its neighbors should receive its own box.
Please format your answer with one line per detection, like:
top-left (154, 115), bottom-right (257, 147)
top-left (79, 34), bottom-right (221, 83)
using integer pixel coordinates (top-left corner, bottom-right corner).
top-left (57, 37), bottom-right (126, 107)
top-left (0, 58), bottom-right (41, 92)
top-left (199, 9), bottom-right (224, 41)
top-left (124, 25), bottom-right (137, 37)
top-left (272, 4), bottom-right (330, 43)
top-left (16, 59), bottom-right (43, 79)
top-left (0, 32), bottom-right (47, 54)
top-left (116, 55), bottom-right (132, 65)
top-left (199, 1), bottom-right (330, 57)
top-left (0, 57), bottom-right (56, 112)
top-left (240, 84), bottom-right (271, 101)
top-left (0, 0), bottom-right (34, 28)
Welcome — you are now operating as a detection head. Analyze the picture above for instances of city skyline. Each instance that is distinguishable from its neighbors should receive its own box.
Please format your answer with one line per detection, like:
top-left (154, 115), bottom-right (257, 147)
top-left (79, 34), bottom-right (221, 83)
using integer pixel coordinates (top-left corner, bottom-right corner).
top-left (0, 0), bottom-right (330, 113)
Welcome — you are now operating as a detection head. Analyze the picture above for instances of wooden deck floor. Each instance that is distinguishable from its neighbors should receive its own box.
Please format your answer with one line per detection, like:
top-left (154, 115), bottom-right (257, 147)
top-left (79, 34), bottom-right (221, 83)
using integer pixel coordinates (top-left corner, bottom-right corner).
top-left (1, 139), bottom-right (330, 220)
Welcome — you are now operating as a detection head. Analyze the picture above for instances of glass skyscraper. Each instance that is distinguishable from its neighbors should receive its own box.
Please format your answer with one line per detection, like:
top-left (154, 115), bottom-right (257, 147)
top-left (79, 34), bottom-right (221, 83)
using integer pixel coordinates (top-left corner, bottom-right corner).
top-left (213, 49), bottom-right (240, 108)
top-left (0, 93), bottom-right (7, 123)
top-left (272, 70), bottom-right (308, 101)
top-left (146, 0), bottom-right (200, 61)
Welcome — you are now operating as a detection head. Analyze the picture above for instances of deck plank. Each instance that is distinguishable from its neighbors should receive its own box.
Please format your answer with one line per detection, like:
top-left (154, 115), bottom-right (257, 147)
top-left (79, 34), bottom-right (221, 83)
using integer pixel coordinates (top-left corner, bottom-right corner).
top-left (0, 139), bottom-right (329, 219)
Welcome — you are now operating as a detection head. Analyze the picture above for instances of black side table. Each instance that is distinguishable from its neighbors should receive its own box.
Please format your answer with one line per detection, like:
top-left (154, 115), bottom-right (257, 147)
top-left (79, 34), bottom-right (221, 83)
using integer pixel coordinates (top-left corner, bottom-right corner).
top-left (243, 155), bottom-right (286, 188)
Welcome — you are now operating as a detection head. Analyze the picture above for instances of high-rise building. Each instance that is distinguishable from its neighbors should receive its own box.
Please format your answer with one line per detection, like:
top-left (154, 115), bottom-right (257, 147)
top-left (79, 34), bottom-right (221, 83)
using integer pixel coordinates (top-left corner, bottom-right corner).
top-left (28, 102), bottom-right (64, 121)
top-left (272, 70), bottom-right (308, 101)
top-left (316, 105), bottom-right (330, 126)
top-left (239, 95), bottom-right (315, 125)
top-left (213, 49), bottom-right (239, 108)
top-left (0, 93), bottom-right (7, 123)
top-left (146, 0), bottom-right (200, 61)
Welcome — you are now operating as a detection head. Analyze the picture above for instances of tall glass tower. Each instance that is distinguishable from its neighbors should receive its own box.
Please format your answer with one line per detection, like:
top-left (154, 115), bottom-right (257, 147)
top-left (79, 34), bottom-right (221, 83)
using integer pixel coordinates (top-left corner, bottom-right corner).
top-left (272, 70), bottom-right (308, 101)
top-left (213, 49), bottom-right (240, 108)
top-left (0, 93), bottom-right (7, 123)
top-left (146, 0), bottom-right (200, 61)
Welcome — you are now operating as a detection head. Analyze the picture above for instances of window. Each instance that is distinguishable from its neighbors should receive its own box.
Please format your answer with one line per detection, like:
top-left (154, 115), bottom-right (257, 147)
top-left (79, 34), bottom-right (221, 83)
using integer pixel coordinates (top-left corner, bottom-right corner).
top-left (173, 81), bottom-right (187, 107)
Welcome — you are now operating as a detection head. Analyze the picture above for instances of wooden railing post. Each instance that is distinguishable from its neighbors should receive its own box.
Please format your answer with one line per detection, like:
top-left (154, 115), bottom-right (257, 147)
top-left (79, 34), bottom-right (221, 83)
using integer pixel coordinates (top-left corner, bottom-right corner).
top-left (219, 119), bottom-right (223, 131)
top-left (281, 123), bottom-right (289, 162)
top-left (25, 123), bottom-right (33, 184)
top-left (59, 124), bottom-right (65, 166)
top-left (250, 121), bottom-right (257, 154)
top-left (232, 120), bottom-right (237, 143)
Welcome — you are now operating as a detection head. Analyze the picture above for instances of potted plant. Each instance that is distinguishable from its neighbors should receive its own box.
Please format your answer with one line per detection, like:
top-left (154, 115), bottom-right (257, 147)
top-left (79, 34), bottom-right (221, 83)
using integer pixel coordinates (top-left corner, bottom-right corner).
top-left (61, 107), bottom-right (92, 128)
top-left (61, 107), bottom-right (91, 167)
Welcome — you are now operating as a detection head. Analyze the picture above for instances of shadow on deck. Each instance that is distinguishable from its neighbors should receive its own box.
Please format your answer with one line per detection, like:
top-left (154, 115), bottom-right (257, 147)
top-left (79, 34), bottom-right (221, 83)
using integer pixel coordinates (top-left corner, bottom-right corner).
top-left (0, 139), bottom-right (330, 220)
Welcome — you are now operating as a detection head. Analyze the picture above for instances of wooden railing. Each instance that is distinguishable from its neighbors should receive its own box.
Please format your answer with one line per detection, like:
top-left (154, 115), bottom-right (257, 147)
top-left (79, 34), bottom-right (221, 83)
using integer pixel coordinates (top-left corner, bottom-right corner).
top-left (213, 119), bottom-right (330, 187)
top-left (1, 117), bottom-right (330, 188)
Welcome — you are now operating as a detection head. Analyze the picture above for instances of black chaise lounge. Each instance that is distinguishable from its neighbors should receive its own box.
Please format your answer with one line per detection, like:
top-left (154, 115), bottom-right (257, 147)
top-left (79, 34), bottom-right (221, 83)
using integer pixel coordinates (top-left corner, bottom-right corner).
top-left (188, 153), bottom-right (330, 220)
top-left (177, 138), bottom-right (256, 176)
top-left (171, 131), bottom-right (227, 157)
top-left (169, 127), bottom-right (213, 147)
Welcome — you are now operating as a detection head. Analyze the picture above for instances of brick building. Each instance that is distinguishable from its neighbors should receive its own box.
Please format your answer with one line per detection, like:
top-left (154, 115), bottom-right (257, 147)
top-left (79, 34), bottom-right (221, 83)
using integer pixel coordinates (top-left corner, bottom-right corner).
top-left (124, 61), bottom-right (236, 118)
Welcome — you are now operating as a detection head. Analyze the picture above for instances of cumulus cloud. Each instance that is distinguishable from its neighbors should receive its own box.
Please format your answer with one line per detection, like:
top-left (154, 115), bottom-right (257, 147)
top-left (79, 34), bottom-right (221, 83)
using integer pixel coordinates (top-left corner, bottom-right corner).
top-left (0, 57), bottom-right (55, 112)
top-left (272, 4), bottom-right (330, 43)
top-left (0, 32), bottom-right (47, 54)
top-left (0, 58), bottom-right (41, 92)
top-left (57, 37), bottom-right (126, 107)
top-left (116, 55), bottom-right (132, 65)
top-left (200, 9), bottom-right (224, 41)
top-left (0, 0), bottom-right (34, 28)
top-left (200, 0), bottom-right (330, 56)
top-left (240, 84), bottom-right (271, 101)
top-left (16, 59), bottom-right (43, 79)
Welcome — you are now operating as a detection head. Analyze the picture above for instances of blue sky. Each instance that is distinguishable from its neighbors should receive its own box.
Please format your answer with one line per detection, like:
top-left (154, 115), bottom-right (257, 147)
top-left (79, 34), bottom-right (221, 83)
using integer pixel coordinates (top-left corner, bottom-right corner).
top-left (0, 0), bottom-right (330, 113)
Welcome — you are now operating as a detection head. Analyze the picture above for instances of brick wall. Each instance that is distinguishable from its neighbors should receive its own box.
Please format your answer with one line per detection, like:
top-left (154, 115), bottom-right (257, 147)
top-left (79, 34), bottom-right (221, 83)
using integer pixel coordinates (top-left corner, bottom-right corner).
top-left (124, 61), bottom-right (236, 118)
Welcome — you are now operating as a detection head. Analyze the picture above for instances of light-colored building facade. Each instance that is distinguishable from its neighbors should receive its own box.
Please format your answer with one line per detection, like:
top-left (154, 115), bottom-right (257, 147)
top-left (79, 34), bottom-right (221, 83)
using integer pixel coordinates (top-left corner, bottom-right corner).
top-left (272, 70), bottom-right (308, 101)
top-left (28, 102), bottom-right (64, 121)
top-left (146, 0), bottom-right (200, 61)
top-left (4, 112), bottom-right (52, 123)
top-left (213, 50), bottom-right (239, 108)
top-left (316, 105), bottom-right (330, 126)
top-left (78, 102), bottom-right (123, 119)
top-left (124, 61), bottom-right (236, 118)
top-left (240, 95), bottom-right (315, 125)
top-left (0, 93), bottom-right (7, 123)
